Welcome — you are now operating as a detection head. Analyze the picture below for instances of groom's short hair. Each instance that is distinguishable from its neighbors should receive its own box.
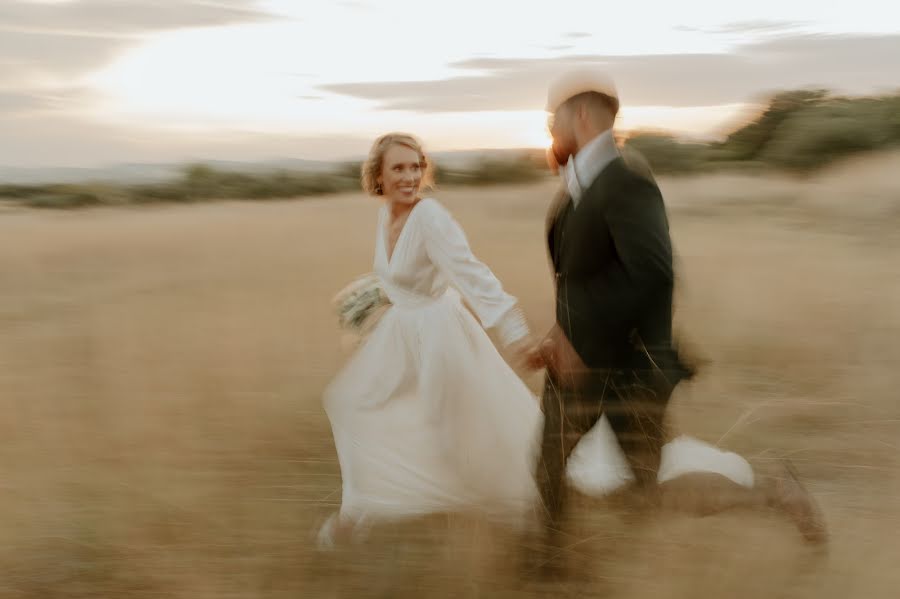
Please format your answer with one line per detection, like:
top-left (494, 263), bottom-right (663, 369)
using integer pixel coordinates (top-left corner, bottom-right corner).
top-left (564, 91), bottom-right (620, 120)
top-left (547, 69), bottom-right (619, 117)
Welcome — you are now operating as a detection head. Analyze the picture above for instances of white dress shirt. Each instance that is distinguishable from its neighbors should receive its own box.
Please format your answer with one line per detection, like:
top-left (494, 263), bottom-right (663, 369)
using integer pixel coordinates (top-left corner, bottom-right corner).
top-left (561, 128), bottom-right (619, 208)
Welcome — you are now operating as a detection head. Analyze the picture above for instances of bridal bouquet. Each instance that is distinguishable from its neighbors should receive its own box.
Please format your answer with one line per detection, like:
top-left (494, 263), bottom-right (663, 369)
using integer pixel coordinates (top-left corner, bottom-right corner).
top-left (333, 273), bottom-right (391, 334)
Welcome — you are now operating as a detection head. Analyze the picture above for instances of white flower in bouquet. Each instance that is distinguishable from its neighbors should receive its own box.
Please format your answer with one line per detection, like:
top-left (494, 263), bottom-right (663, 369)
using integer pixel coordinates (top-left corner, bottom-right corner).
top-left (333, 273), bottom-right (391, 334)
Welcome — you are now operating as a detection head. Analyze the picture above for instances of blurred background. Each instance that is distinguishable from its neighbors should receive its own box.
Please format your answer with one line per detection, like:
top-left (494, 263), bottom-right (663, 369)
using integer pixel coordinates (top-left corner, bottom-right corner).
top-left (1, 1), bottom-right (899, 597)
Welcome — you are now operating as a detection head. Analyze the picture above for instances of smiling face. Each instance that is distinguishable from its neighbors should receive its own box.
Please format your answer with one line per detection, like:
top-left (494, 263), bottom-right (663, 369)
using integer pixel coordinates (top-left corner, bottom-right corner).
top-left (377, 143), bottom-right (424, 205)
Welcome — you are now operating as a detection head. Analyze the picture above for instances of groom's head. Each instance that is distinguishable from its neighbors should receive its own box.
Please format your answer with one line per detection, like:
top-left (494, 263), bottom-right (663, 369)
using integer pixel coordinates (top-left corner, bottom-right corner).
top-left (546, 70), bottom-right (619, 167)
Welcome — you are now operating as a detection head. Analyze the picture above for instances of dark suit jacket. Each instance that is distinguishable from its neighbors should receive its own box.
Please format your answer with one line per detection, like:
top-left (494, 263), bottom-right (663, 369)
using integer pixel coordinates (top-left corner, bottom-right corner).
top-left (547, 156), bottom-right (690, 385)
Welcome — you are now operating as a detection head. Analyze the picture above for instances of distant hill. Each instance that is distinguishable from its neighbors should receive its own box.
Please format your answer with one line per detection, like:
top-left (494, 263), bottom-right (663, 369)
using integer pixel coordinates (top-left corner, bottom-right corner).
top-left (0, 148), bottom-right (548, 209)
top-left (0, 159), bottom-right (339, 185)
top-left (0, 150), bottom-right (543, 186)
top-left (625, 89), bottom-right (900, 173)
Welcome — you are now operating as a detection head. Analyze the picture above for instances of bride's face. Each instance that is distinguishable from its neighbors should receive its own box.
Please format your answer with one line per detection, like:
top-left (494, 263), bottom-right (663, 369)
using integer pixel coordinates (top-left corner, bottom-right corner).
top-left (378, 144), bottom-right (423, 205)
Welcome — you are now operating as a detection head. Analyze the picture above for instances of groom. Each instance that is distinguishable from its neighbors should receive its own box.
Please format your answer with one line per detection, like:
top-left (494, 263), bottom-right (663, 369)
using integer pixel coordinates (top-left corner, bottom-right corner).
top-left (526, 70), bottom-right (693, 557)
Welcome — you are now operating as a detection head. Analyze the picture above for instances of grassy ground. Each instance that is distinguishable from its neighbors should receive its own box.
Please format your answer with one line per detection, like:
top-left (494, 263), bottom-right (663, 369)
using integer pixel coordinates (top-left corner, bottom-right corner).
top-left (1, 155), bottom-right (898, 597)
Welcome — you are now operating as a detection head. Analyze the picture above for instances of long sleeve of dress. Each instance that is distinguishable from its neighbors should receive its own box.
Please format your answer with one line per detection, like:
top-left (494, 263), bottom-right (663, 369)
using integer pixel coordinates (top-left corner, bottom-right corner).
top-left (420, 199), bottom-right (529, 347)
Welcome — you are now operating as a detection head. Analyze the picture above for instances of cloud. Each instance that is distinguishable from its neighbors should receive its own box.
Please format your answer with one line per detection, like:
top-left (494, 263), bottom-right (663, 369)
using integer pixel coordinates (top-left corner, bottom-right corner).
top-left (676, 19), bottom-right (807, 35)
top-left (0, 0), bottom-right (270, 35)
top-left (0, 1), bottom-right (274, 90)
top-left (0, 29), bottom-right (129, 81)
top-left (0, 91), bottom-right (51, 112)
top-left (714, 19), bottom-right (807, 34)
top-left (319, 34), bottom-right (900, 112)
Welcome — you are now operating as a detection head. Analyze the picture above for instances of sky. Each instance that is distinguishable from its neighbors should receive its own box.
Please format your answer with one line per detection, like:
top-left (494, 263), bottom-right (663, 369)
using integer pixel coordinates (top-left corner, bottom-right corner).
top-left (2, 0), bottom-right (899, 167)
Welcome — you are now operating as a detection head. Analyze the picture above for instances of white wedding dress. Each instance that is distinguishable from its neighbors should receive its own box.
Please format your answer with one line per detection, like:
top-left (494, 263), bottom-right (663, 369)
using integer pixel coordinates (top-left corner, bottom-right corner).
top-left (322, 197), bottom-right (753, 534)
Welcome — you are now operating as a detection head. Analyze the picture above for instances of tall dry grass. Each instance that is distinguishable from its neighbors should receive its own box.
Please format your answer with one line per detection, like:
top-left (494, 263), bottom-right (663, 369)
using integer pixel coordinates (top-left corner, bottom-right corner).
top-left (0, 156), bottom-right (898, 597)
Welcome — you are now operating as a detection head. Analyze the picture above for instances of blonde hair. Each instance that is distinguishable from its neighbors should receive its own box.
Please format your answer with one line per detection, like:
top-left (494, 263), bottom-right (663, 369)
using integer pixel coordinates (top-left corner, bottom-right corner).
top-left (361, 133), bottom-right (434, 196)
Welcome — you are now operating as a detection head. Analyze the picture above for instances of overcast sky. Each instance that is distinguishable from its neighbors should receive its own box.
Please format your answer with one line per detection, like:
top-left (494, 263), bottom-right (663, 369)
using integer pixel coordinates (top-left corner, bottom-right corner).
top-left (2, 0), bottom-right (898, 167)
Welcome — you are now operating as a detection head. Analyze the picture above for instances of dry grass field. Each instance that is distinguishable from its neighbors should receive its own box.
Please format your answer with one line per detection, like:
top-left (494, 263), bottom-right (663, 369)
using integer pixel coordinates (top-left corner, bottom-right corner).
top-left (1, 153), bottom-right (899, 597)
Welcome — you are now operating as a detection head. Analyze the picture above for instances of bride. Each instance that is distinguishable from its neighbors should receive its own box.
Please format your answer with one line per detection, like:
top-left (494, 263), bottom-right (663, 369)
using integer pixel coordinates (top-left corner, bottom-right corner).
top-left (317, 133), bottom-right (821, 547)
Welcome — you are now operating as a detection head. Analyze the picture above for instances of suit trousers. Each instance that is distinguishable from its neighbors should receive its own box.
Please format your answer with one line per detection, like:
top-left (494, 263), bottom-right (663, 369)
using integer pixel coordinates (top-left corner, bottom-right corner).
top-left (536, 368), bottom-right (672, 540)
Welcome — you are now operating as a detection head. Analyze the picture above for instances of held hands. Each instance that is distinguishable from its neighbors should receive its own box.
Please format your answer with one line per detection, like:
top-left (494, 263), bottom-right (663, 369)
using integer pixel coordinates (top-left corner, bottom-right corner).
top-left (506, 324), bottom-right (587, 389)
top-left (526, 324), bottom-right (588, 389)
top-left (506, 337), bottom-right (541, 374)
